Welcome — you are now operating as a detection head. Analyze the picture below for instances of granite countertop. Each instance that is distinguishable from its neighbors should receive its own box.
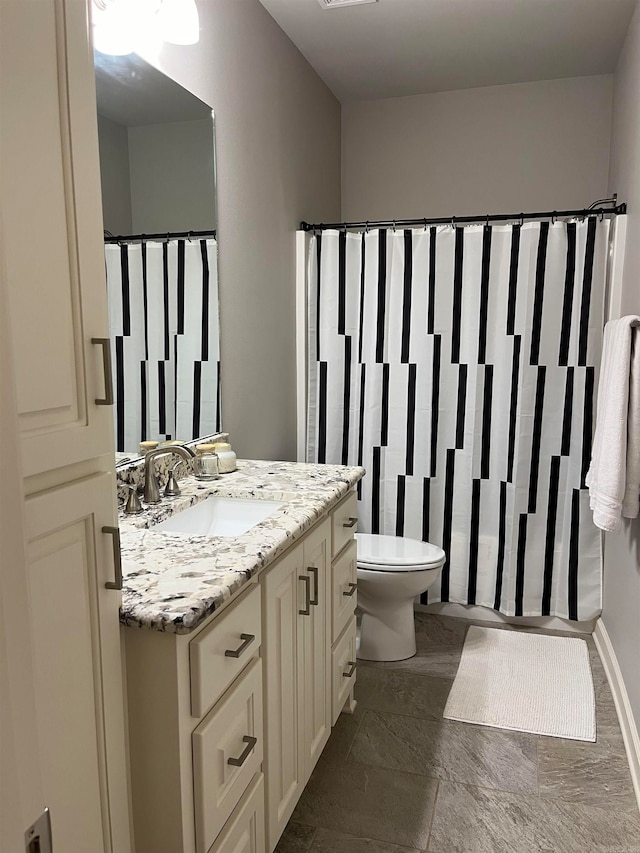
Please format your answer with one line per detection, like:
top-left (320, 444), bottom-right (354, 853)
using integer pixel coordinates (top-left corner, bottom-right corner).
top-left (119, 459), bottom-right (365, 634)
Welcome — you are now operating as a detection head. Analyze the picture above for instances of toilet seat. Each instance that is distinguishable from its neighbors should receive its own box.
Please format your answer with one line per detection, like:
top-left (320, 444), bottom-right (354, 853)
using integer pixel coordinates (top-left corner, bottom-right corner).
top-left (356, 533), bottom-right (445, 572)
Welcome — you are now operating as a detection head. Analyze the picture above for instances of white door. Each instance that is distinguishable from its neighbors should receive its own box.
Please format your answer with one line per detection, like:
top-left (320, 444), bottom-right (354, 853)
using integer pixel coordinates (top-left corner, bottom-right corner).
top-left (299, 519), bottom-right (331, 780)
top-left (0, 0), bottom-right (114, 478)
top-left (24, 474), bottom-right (130, 853)
top-left (262, 546), bottom-right (304, 852)
top-left (0, 0), bottom-right (131, 849)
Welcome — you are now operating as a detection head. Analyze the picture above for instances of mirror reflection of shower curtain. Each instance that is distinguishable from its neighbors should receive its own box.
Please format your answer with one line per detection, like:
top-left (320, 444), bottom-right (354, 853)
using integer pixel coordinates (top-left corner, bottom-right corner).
top-left (106, 239), bottom-right (221, 452)
top-left (306, 220), bottom-right (616, 621)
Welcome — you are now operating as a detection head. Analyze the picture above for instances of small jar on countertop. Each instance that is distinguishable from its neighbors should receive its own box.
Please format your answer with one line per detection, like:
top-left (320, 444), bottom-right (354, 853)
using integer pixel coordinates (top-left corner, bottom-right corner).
top-left (139, 440), bottom-right (159, 455)
top-left (212, 441), bottom-right (237, 473)
top-left (194, 443), bottom-right (219, 480)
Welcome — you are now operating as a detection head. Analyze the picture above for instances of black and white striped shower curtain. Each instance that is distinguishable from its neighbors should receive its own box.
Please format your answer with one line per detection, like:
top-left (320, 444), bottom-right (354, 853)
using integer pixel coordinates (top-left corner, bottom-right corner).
top-left (106, 239), bottom-right (221, 452)
top-left (307, 219), bottom-right (613, 620)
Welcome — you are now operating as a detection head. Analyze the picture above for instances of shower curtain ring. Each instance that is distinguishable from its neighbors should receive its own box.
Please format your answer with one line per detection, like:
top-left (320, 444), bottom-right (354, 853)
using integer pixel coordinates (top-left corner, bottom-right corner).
top-left (392, 220), bottom-right (397, 232)
top-left (552, 212), bottom-right (557, 225)
top-left (600, 209), bottom-right (604, 222)
top-left (519, 214), bottom-right (524, 227)
top-left (365, 221), bottom-right (369, 234)
top-left (485, 214), bottom-right (490, 228)
top-left (451, 215), bottom-right (456, 229)
top-left (423, 219), bottom-right (427, 232)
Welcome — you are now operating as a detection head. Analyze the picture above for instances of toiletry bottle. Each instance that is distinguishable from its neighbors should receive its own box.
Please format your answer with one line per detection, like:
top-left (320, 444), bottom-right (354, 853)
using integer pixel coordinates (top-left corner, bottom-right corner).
top-left (194, 444), bottom-right (219, 480)
top-left (212, 441), bottom-right (237, 473)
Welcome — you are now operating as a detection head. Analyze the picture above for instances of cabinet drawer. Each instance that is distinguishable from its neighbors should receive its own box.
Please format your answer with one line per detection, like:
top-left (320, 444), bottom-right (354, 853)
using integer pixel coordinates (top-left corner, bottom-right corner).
top-left (193, 658), bottom-right (264, 853)
top-left (331, 617), bottom-right (357, 726)
top-left (332, 540), bottom-right (357, 643)
top-left (207, 772), bottom-right (265, 853)
top-left (331, 491), bottom-right (358, 558)
top-left (190, 584), bottom-right (262, 718)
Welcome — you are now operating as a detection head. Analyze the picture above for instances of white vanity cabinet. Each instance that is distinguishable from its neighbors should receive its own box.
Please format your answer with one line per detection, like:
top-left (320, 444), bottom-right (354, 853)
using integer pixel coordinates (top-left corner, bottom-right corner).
top-left (124, 490), bottom-right (358, 853)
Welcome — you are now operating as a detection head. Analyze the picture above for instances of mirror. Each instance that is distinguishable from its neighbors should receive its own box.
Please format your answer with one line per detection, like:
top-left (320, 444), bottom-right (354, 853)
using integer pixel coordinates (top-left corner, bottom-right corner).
top-left (94, 52), bottom-right (221, 463)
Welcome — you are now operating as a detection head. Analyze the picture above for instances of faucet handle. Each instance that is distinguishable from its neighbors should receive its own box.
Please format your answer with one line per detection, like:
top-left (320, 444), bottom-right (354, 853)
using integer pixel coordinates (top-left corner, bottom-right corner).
top-left (164, 462), bottom-right (183, 498)
top-left (123, 485), bottom-right (144, 515)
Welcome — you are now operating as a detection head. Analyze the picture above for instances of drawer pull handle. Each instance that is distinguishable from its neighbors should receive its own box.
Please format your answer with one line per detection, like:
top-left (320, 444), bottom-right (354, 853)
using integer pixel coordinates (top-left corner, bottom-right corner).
top-left (308, 566), bottom-right (319, 606)
top-left (342, 582), bottom-right (357, 598)
top-left (342, 661), bottom-right (357, 678)
top-left (102, 526), bottom-right (123, 590)
top-left (91, 338), bottom-right (114, 406)
top-left (299, 575), bottom-right (311, 615)
top-left (342, 517), bottom-right (358, 528)
top-left (224, 634), bottom-right (255, 658)
top-left (227, 735), bottom-right (257, 767)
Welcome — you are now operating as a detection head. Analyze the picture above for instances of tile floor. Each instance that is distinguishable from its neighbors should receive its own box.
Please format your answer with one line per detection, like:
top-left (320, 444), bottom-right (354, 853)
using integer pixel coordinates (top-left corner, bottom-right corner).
top-left (275, 613), bottom-right (640, 853)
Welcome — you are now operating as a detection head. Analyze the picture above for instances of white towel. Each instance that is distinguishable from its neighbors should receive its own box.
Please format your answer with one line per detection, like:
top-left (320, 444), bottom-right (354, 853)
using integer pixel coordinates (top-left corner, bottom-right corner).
top-left (586, 315), bottom-right (640, 532)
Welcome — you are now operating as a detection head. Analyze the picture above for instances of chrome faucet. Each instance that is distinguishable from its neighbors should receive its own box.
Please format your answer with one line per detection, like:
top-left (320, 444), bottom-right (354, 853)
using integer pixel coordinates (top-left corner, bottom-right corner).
top-left (143, 444), bottom-right (196, 504)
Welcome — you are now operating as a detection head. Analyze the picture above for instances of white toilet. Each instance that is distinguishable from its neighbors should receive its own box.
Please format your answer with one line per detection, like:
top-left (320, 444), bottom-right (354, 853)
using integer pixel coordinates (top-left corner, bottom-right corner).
top-left (356, 533), bottom-right (446, 662)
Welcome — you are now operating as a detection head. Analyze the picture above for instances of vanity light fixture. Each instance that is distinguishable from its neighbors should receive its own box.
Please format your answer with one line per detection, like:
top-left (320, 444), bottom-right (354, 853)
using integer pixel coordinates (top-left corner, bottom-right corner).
top-left (316, 0), bottom-right (379, 7)
top-left (92, 0), bottom-right (200, 57)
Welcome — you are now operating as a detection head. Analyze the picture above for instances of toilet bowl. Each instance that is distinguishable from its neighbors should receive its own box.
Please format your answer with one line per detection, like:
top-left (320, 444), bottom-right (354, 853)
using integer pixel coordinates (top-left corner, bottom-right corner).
top-left (356, 533), bottom-right (446, 662)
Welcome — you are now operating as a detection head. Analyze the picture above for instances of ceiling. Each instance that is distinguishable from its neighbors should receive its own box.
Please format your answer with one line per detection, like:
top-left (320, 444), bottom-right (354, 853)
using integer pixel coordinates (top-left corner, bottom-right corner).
top-left (94, 52), bottom-right (212, 127)
top-left (257, 0), bottom-right (637, 102)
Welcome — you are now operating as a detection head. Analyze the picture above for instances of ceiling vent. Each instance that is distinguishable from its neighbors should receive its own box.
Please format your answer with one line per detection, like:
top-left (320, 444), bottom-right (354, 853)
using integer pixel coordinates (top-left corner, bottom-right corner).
top-left (316, 0), bottom-right (379, 8)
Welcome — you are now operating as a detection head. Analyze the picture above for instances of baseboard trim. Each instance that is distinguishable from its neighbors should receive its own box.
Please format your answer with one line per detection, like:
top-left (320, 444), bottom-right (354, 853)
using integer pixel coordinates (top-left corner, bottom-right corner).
top-left (593, 618), bottom-right (640, 811)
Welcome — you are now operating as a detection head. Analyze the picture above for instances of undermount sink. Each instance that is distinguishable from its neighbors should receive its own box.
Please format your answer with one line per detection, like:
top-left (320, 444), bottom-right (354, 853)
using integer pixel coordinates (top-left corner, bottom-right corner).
top-left (153, 496), bottom-right (284, 537)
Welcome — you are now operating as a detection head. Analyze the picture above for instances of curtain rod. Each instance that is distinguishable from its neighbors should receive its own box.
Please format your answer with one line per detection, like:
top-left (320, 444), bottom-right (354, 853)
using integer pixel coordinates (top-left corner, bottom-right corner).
top-left (104, 228), bottom-right (217, 244)
top-left (300, 203), bottom-right (627, 233)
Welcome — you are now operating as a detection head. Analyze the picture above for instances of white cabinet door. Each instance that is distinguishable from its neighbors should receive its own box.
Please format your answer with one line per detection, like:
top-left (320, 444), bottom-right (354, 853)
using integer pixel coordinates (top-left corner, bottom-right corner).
top-left (263, 520), bottom-right (332, 852)
top-left (24, 473), bottom-right (130, 853)
top-left (262, 546), bottom-right (305, 851)
top-left (299, 519), bottom-right (331, 781)
top-left (0, 0), bottom-right (114, 477)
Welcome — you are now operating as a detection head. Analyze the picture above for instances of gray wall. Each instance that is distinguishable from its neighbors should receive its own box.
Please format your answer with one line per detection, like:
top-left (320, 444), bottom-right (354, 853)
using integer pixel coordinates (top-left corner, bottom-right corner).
top-left (139, 0), bottom-right (341, 460)
top-left (97, 114), bottom-right (132, 234)
top-left (605, 0), bottom-right (640, 730)
top-left (128, 118), bottom-right (216, 233)
top-left (342, 75), bottom-right (613, 221)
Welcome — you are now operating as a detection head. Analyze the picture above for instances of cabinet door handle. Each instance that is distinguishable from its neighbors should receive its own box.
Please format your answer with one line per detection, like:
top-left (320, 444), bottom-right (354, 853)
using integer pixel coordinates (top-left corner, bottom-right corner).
top-left (299, 575), bottom-right (311, 615)
top-left (342, 517), bottom-right (357, 528)
top-left (308, 566), bottom-right (319, 606)
top-left (103, 526), bottom-right (123, 590)
top-left (224, 633), bottom-right (255, 658)
top-left (342, 661), bottom-right (357, 678)
top-left (342, 582), bottom-right (357, 598)
top-left (227, 735), bottom-right (257, 767)
top-left (91, 338), bottom-right (114, 406)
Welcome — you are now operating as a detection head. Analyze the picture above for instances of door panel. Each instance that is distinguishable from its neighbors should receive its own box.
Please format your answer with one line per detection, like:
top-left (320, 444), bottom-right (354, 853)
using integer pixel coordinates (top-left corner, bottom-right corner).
top-left (0, 0), bottom-right (113, 477)
top-left (300, 519), bottom-right (331, 781)
top-left (25, 472), bottom-right (130, 853)
top-left (262, 547), bottom-right (304, 851)
top-left (27, 528), bottom-right (106, 852)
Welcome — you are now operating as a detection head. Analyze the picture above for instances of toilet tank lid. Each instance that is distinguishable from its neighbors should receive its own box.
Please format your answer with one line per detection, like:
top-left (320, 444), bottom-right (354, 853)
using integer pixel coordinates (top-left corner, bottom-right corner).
top-left (355, 533), bottom-right (445, 568)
